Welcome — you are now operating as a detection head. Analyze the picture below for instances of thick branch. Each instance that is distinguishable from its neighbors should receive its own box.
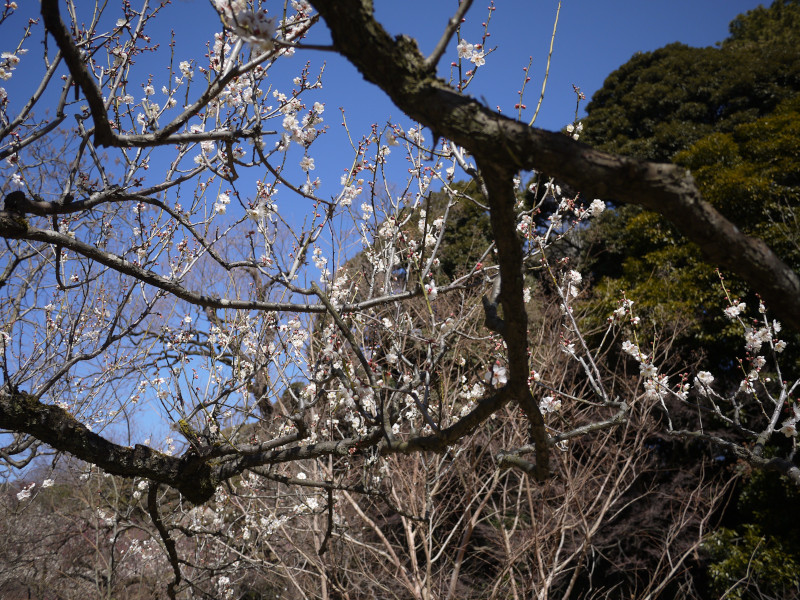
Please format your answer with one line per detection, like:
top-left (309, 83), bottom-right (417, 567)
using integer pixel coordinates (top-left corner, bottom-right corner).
top-left (670, 429), bottom-right (800, 487)
top-left (41, 0), bottom-right (115, 146)
top-left (309, 0), bottom-right (800, 331)
top-left (480, 161), bottom-right (549, 480)
top-left (0, 387), bottom-right (217, 503)
top-left (147, 485), bottom-right (182, 600)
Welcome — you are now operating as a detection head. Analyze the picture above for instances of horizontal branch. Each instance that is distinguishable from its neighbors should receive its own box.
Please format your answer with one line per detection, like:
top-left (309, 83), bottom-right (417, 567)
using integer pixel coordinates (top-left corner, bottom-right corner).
top-left (670, 429), bottom-right (800, 487)
top-left (0, 211), bottom-right (471, 315)
top-left (0, 386), bottom-right (217, 503)
top-left (0, 215), bottom-right (324, 313)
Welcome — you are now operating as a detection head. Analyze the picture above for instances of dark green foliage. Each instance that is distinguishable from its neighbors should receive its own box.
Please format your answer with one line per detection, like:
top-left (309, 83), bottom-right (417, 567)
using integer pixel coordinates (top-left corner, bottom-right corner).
top-left (675, 96), bottom-right (800, 273)
top-left (725, 0), bottom-right (800, 47)
top-left (577, 3), bottom-right (800, 596)
top-left (579, 0), bottom-right (800, 373)
top-left (583, 0), bottom-right (800, 162)
top-left (582, 96), bottom-right (800, 373)
top-left (703, 469), bottom-right (800, 599)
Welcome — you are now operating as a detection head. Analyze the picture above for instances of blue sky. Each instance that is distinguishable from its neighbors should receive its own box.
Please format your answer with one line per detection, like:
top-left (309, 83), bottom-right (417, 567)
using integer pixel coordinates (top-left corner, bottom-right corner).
top-left (360, 0), bottom-right (765, 131)
top-left (278, 0), bottom-right (766, 196)
top-left (6, 0), bottom-right (766, 202)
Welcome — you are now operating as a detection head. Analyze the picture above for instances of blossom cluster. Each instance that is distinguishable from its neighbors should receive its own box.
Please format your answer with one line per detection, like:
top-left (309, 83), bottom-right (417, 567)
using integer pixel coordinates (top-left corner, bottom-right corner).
top-left (0, 49), bottom-right (22, 81)
top-left (456, 39), bottom-right (486, 67)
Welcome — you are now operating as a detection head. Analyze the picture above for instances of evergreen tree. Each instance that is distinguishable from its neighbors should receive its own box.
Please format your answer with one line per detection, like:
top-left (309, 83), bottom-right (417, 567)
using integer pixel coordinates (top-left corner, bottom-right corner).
top-left (579, 0), bottom-right (800, 372)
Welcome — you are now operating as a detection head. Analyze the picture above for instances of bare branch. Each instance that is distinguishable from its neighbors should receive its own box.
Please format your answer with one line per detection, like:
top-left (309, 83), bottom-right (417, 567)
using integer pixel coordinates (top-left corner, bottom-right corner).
top-left (425, 0), bottom-right (474, 70)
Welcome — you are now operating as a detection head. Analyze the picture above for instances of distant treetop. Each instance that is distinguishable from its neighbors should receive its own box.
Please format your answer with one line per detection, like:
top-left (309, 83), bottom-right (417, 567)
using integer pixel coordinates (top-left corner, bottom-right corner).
top-left (582, 0), bottom-right (800, 162)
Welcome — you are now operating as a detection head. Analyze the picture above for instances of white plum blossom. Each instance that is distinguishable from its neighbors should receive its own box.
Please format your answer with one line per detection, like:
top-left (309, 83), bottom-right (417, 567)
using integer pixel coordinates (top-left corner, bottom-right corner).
top-left (543, 181), bottom-right (561, 197)
top-left (639, 362), bottom-right (658, 378)
top-left (456, 39), bottom-right (474, 59)
top-left (300, 156), bottom-right (315, 172)
top-left (16, 483), bottom-right (34, 501)
top-left (312, 247), bottom-right (327, 269)
top-left (643, 375), bottom-right (668, 401)
top-left (487, 363), bottom-right (508, 388)
top-left (611, 299), bottom-right (634, 322)
top-left (214, 192), bottom-right (231, 214)
top-left (214, 1), bottom-right (276, 52)
top-left (780, 405), bottom-right (800, 437)
top-left (589, 199), bottom-right (606, 217)
top-left (406, 127), bottom-right (425, 145)
top-left (744, 326), bottom-right (771, 353)
top-left (694, 371), bottom-right (715, 395)
top-left (622, 340), bottom-right (647, 361)
top-left (340, 183), bottom-right (361, 206)
top-left (179, 60), bottom-right (193, 79)
top-left (0, 51), bottom-right (20, 81)
top-left (360, 202), bottom-right (373, 221)
top-left (378, 218), bottom-right (397, 239)
top-left (283, 113), bottom-right (299, 131)
top-left (723, 301), bottom-right (746, 320)
top-left (565, 121), bottom-right (583, 140)
top-left (424, 280), bottom-right (438, 300)
top-left (540, 395), bottom-right (561, 413)
top-left (217, 575), bottom-right (233, 600)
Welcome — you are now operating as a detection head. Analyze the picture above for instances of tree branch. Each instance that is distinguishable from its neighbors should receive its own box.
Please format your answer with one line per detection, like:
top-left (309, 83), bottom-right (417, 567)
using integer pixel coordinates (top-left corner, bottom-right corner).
top-left (147, 484), bottom-right (182, 600)
top-left (308, 0), bottom-right (800, 331)
top-left (0, 385), bottom-right (217, 503)
top-left (425, 0), bottom-right (474, 69)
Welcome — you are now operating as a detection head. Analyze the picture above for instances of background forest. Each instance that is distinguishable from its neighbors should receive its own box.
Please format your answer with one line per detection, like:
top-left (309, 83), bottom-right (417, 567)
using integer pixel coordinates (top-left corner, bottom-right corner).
top-left (2, 1), bottom-right (800, 599)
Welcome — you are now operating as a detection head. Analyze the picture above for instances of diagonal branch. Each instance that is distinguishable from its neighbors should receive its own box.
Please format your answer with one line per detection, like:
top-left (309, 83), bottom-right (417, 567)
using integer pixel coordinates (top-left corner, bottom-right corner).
top-left (0, 216), bottom-right (322, 313)
top-left (425, 0), bottom-right (474, 69)
top-left (308, 0), bottom-right (800, 331)
top-left (41, 0), bottom-right (271, 149)
top-left (147, 484), bottom-right (182, 600)
top-left (40, 0), bottom-right (114, 146)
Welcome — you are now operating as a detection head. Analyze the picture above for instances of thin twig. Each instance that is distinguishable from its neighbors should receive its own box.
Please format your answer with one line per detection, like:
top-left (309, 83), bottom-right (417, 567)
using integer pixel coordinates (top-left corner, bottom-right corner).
top-left (528, 0), bottom-right (560, 127)
top-left (318, 488), bottom-right (334, 555)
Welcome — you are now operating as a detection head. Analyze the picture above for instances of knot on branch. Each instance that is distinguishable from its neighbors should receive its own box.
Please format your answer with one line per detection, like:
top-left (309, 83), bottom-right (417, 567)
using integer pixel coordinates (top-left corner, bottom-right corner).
top-left (497, 450), bottom-right (547, 481)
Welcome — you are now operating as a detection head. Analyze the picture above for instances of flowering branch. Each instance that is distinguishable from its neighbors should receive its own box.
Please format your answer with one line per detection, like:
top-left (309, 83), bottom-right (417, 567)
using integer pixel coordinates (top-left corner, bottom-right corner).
top-left (308, 0), bottom-right (800, 331)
